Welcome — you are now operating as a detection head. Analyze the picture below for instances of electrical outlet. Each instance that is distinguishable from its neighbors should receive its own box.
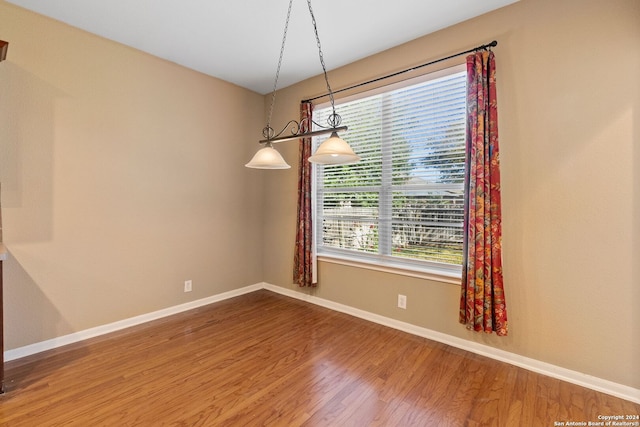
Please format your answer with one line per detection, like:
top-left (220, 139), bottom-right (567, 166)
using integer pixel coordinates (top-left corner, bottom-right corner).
top-left (397, 294), bottom-right (407, 309)
top-left (184, 280), bottom-right (192, 292)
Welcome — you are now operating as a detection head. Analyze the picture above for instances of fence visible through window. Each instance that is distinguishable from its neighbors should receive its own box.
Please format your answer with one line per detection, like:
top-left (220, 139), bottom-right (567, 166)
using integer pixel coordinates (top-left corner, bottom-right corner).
top-left (313, 65), bottom-right (466, 273)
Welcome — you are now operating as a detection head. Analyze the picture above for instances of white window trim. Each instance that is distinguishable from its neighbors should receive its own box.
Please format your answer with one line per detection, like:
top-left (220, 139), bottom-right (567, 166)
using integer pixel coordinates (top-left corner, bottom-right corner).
top-left (318, 254), bottom-right (462, 284)
top-left (313, 64), bottom-right (466, 284)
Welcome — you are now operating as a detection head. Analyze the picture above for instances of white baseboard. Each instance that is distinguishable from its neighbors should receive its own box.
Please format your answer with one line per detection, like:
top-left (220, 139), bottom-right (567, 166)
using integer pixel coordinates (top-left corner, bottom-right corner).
top-left (4, 283), bottom-right (263, 362)
top-left (6, 282), bottom-right (639, 405)
top-left (262, 283), bottom-right (640, 405)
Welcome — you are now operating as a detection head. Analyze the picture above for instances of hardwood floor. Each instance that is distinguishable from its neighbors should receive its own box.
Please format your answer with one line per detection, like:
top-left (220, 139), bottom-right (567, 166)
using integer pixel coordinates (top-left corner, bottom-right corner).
top-left (1, 290), bottom-right (638, 426)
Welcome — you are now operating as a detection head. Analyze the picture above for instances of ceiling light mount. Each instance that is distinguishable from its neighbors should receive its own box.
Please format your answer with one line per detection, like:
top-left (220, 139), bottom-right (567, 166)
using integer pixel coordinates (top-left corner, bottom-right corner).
top-left (246, 0), bottom-right (360, 169)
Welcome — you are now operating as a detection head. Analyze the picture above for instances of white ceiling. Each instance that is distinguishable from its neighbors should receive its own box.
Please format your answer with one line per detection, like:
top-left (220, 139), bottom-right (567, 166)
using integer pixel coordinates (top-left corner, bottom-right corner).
top-left (7, 0), bottom-right (518, 94)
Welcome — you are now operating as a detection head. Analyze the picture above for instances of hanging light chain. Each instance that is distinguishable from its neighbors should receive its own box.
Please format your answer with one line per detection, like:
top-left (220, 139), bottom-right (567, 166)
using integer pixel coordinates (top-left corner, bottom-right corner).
top-left (265, 0), bottom-right (295, 137)
top-left (306, 0), bottom-right (341, 128)
top-left (263, 0), bottom-right (343, 142)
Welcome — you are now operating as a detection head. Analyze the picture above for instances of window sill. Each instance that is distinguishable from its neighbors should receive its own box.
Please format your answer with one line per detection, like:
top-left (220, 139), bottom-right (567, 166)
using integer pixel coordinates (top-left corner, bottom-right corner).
top-left (317, 253), bottom-right (462, 285)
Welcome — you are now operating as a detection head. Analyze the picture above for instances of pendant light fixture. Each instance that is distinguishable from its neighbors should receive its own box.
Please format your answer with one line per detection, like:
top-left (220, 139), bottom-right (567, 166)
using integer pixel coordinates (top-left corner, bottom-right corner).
top-left (245, 0), bottom-right (360, 169)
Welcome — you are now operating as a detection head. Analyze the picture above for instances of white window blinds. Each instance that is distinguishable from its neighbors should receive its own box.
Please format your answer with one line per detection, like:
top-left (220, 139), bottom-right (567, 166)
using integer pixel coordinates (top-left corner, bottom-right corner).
top-left (313, 65), bottom-right (467, 275)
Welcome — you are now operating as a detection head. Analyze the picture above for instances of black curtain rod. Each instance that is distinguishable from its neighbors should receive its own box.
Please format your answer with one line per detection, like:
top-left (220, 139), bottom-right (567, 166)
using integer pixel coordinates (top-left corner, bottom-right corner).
top-left (302, 40), bottom-right (497, 103)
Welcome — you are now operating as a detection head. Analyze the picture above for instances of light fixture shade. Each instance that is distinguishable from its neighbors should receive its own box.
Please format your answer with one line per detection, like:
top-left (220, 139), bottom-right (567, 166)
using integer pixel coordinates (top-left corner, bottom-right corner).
top-left (245, 145), bottom-right (291, 169)
top-left (308, 132), bottom-right (360, 165)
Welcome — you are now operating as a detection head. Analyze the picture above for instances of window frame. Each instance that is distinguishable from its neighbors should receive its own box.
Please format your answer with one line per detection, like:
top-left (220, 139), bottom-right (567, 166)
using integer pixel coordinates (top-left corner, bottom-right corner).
top-left (312, 64), bottom-right (467, 283)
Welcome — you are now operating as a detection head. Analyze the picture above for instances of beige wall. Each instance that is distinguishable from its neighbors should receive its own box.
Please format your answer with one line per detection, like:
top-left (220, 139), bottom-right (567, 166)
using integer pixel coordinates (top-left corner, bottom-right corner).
top-left (0, 2), bottom-right (265, 349)
top-left (1, 0), bottom-right (638, 393)
top-left (263, 0), bottom-right (640, 389)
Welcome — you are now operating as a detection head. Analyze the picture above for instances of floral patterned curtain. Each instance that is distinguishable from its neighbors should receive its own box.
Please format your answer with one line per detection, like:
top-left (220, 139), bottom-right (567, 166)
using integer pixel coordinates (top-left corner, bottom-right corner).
top-left (293, 102), bottom-right (317, 287)
top-left (459, 50), bottom-right (508, 336)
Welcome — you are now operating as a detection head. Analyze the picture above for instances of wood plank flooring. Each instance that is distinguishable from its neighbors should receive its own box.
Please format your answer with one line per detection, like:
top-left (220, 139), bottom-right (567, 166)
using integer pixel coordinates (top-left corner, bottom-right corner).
top-left (1, 290), bottom-right (638, 426)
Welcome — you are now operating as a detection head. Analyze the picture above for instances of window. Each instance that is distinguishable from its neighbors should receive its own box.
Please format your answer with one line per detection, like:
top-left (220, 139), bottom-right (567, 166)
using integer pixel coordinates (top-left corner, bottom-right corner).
top-left (313, 65), bottom-right (466, 279)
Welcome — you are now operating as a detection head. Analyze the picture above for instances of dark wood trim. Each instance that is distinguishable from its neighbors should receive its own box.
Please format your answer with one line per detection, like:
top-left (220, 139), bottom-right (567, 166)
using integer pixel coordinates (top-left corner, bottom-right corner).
top-left (0, 40), bottom-right (7, 62)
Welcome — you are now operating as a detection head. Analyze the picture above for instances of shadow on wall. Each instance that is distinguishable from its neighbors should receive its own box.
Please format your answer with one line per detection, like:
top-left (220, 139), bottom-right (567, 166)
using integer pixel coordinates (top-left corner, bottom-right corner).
top-left (0, 62), bottom-right (69, 351)
top-left (0, 61), bottom-right (60, 243)
top-left (2, 249), bottom-right (86, 396)
top-left (3, 251), bottom-right (74, 351)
